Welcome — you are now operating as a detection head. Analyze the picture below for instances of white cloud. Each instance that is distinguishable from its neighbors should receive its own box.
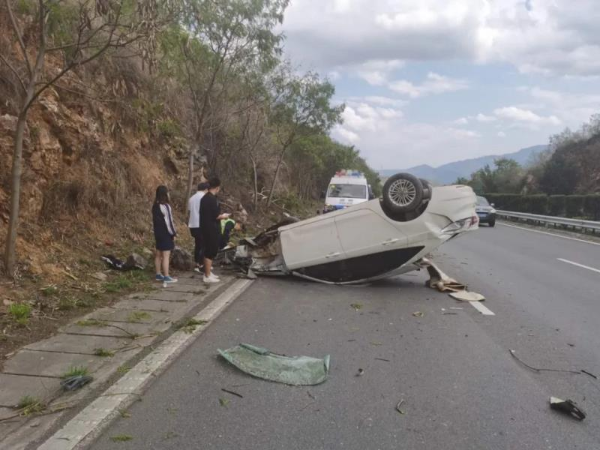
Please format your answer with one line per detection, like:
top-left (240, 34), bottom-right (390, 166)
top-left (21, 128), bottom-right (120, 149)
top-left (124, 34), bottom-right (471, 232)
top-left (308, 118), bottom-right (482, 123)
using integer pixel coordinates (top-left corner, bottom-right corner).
top-left (494, 106), bottom-right (562, 127)
top-left (454, 129), bottom-right (481, 138)
top-left (475, 113), bottom-right (496, 123)
top-left (356, 59), bottom-right (404, 86)
top-left (388, 72), bottom-right (468, 98)
top-left (328, 71), bottom-right (341, 81)
top-left (524, 87), bottom-right (600, 126)
top-left (359, 96), bottom-right (407, 108)
top-left (497, 131), bottom-right (506, 138)
top-left (339, 98), bottom-right (404, 136)
top-left (283, 0), bottom-right (600, 77)
top-left (333, 126), bottom-right (360, 143)
top-left (454, 117), bottom-right (469, 125)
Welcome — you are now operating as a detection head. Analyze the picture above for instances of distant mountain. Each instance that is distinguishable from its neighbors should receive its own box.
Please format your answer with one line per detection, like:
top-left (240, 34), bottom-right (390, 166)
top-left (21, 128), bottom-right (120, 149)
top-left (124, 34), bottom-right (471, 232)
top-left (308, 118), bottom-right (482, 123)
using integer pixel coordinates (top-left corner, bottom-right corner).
top-left (379, 145), bottom-right (547, 184)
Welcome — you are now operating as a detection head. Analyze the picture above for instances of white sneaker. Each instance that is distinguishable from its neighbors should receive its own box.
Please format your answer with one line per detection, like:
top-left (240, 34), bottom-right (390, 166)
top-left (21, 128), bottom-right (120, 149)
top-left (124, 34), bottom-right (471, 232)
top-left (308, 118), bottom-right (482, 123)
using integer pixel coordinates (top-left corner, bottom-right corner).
top-left (208, 273), bottom-right (221, 282)
top-left (209, 272), bottom-right (220, 280)
top-left (203, 275), bottom-right (220, 284)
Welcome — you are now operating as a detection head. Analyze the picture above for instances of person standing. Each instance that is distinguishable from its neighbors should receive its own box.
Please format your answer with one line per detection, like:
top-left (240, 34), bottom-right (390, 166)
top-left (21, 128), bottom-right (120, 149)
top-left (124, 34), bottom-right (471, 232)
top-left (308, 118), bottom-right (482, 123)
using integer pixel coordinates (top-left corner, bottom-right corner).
top-left (200, 177), bottom-right (229, 283)
top-left (152, 185), bottom-right (177, 283)
top-left (188, 182), bottom-right (209, 272)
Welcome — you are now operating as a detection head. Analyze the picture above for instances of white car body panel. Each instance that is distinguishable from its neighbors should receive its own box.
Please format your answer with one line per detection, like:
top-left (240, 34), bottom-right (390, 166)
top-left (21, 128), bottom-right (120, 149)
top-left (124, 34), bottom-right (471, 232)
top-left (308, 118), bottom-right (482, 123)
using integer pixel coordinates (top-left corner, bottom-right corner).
top-left (233, 184), bottom-right (478, 284)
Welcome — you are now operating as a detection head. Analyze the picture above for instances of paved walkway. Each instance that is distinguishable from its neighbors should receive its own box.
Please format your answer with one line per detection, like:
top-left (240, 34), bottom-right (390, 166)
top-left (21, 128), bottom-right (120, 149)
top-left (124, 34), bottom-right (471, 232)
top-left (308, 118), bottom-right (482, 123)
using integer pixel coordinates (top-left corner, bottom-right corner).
top-left (0, 272), bottom-right (235, 450)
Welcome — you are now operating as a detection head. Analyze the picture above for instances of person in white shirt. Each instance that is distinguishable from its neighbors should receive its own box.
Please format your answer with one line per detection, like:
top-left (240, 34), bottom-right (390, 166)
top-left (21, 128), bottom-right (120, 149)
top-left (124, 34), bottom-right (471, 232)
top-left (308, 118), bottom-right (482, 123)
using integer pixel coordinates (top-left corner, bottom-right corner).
top-left (188, 182), bottom-right (209, 271)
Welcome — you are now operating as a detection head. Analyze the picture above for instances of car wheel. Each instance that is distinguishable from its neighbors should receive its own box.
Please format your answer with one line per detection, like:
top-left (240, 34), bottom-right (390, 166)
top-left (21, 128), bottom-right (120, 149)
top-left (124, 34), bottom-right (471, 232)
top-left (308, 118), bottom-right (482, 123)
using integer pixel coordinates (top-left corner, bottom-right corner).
top-left (382, 173), bottom-right (424, 214)
top-left (420, 178), bottom-right (432, 200)
top-left (489, 220), bottom-right (496, 227)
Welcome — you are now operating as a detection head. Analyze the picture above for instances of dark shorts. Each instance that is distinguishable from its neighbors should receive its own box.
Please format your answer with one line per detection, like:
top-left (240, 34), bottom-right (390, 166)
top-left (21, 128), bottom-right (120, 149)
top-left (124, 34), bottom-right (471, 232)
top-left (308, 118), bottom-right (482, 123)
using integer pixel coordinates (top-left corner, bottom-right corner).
top-left (190, 228), bottom-right (204, 263)
top-left (155, 235), bottom-right (175, 252)
top-left (201, 227), bottom-right (219, 260)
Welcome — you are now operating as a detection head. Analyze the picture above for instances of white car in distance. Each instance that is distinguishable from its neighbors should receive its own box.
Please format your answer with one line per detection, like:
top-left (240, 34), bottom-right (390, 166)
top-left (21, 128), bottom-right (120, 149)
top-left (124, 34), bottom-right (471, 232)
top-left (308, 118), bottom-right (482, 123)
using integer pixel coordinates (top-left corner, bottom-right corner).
top-left (323, 170), bottom-right (373, 213)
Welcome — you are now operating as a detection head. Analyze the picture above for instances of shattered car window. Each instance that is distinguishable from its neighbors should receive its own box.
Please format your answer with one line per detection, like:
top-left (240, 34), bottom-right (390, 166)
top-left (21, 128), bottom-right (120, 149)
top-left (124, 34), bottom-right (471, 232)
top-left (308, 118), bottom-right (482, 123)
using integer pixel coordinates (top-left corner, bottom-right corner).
top-left (327, 184), bottom-right (367, 199)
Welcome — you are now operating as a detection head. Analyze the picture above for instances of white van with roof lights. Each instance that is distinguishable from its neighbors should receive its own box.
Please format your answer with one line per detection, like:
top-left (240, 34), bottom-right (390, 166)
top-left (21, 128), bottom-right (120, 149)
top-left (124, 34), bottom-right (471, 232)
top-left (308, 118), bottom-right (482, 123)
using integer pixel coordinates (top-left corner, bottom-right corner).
top-left (324, 170), bottom-right (373, 213)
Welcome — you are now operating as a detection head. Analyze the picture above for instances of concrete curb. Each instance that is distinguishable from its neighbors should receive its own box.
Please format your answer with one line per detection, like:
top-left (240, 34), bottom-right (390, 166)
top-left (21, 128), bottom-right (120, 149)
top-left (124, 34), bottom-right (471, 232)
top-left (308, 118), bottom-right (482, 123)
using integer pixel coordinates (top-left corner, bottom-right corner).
top-left (35, 279), bottom-right (253, 450)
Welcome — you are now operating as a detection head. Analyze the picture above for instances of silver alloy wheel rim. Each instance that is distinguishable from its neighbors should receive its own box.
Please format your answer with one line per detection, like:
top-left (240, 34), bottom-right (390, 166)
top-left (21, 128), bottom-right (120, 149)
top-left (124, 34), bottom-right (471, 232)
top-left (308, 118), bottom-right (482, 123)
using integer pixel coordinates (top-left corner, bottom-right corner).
top-left (388, 179), bottom-right (417, 207)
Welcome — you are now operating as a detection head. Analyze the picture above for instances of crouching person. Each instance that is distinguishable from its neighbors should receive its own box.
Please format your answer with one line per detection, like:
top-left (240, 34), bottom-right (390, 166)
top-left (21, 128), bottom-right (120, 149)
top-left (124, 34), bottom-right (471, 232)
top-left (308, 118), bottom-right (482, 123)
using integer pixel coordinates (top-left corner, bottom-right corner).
top-left (219, 217), bottom-right (245, 249)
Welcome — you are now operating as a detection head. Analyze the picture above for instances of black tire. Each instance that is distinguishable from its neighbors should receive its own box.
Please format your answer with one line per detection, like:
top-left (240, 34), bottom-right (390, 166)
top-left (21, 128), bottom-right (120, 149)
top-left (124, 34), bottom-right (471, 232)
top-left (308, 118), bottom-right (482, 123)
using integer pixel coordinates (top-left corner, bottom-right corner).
top-left (382, 173), bottom-right (424, 214)
top-left (420, 178), bottom-right (432, 200)
top-left (489, 220), bottom-right (496, 228)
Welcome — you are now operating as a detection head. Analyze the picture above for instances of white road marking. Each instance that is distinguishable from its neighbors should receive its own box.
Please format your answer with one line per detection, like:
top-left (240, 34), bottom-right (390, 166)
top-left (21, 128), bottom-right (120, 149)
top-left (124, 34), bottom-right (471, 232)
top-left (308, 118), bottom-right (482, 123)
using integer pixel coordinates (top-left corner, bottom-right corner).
top-left (37, 279), bottom-right (253, 450)
top-left (499, 222), bottom-right (600, 247)
top-left (557, 258), bottom-right (600, 274)
top-left (470, 301), bottom-right (495, 316)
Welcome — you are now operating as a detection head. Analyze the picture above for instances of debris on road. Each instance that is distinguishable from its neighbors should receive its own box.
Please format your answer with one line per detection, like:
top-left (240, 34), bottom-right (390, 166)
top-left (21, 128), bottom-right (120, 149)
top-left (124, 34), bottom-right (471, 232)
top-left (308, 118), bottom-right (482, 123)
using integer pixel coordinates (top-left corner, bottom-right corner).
top-left (60, 375), bottom-right (93, 391)
top-left (549, 397), bottom-right (586, 421)
top-left (219, 398), bottom-right (230, 408)
top-left (509, 349), bottom-right (581, 375)
top-left (375, 358), bottom-right (390, 362)
top-left (450, 291), bottom-right (486, 302)
top-left (421, 258), bottom-right (486, 301)
top-left (218, 343), bottom-right (330, 386)
top-left (396, 399), bottom-right (406, 415)
top-left (356, 368), bottom-right (365, 377)
top-left (421, 258), bottom-right (466, 292)
top-left (350, 303), bottom-right (363, 311)
top-left (412, 311), bottom-right (424, 317)
top-left (221, 388), bottom-right (244, 398)
top-left (581, 370), bottom-right (598, 380)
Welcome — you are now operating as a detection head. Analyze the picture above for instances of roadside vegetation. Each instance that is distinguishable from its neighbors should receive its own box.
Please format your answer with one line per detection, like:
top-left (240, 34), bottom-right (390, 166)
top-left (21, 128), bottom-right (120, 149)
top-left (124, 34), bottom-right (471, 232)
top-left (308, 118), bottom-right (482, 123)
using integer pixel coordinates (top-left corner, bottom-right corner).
top-left (0, 0), bottom-right (381, 356)
top-left (457, 115), bottom-right (600, 218)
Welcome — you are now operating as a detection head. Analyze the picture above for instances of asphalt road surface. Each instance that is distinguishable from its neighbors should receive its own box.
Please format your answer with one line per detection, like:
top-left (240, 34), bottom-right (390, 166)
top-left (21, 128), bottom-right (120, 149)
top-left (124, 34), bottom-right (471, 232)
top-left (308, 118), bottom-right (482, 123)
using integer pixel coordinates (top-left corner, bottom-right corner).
top-left (89, 222), bottom-right (600, 450)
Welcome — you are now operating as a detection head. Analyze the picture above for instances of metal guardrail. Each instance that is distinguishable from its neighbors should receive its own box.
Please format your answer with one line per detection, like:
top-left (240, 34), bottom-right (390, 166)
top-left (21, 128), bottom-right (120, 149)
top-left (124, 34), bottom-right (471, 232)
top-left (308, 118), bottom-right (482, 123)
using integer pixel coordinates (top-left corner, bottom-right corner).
top-left (497, 210), bottom-right (600, 232)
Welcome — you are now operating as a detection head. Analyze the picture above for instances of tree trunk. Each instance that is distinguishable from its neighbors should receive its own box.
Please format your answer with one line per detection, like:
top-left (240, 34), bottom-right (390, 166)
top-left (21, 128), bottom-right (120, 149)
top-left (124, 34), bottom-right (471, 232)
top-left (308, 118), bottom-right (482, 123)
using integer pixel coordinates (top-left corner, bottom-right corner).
top-left (250, 154), bottom-right (258, 210)
top-left (185, 149), bottom-right (194, 209)
top-left (267, 145), bottom-right (288, 207)
top-left (4, 113), bottom-right (28, 275)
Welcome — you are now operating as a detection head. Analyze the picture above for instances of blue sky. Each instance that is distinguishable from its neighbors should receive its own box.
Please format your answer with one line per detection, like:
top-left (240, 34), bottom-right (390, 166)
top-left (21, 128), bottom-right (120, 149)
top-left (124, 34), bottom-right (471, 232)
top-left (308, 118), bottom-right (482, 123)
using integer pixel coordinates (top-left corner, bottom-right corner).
top-left (280, 0), bottom-right (600, 169)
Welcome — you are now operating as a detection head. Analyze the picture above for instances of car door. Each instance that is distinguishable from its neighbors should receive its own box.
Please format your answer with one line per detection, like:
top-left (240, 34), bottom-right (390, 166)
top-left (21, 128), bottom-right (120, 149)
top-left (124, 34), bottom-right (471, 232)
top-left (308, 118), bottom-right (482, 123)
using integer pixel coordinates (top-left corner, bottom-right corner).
top-left (279, 215), bottom-right (344, 270)
top-left (334, 208), bottom-right (408, 260)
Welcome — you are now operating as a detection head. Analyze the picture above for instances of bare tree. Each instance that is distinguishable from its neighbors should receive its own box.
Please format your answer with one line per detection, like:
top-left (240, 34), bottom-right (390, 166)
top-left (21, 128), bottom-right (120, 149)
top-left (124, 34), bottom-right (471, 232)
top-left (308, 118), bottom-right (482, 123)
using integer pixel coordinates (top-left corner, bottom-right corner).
top-left (266, 69), bottom-right (344, 207)
top-left (167, 0), bottom-right (288, 209)
top-left (1, 0), bottom-right (168, 276)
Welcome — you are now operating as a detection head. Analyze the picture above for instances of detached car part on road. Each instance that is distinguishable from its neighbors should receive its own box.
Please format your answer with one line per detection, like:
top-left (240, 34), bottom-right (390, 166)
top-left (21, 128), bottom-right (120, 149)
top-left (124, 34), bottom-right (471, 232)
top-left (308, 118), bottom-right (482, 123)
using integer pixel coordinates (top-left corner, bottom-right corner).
top-left (229, 173), bottom-right (478, 284)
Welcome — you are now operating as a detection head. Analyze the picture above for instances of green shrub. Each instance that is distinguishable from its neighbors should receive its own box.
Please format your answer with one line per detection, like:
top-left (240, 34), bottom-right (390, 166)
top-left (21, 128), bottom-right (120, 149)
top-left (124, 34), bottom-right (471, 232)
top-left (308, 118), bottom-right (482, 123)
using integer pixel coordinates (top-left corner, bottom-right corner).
top-left (483, 194), bottom-right (599, 219)
top-left (484, 194), bottom-right (521, 211)
top-left (565, 195), bottom-right (585, 218)
top-left (523, 195), bottom-right (548, 215)
top-left (9, 303), bottom-right (31, 326)
top-left (583, 195), bottom-right (600, 220)
top-left (157, 119), bottom-right (181, 139)
top-left (548, 195), bottom-right (566, 216)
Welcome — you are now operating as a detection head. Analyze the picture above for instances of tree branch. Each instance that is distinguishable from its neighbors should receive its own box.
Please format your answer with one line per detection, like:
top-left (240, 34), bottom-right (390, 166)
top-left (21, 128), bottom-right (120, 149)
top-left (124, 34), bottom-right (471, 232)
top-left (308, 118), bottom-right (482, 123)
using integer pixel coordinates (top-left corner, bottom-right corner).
top-left (24, 26), bottom-right (143, 114)
top-left (5, 0), bottom-right (32, 77)
top-left (0, 53), bottom-right (26, 93)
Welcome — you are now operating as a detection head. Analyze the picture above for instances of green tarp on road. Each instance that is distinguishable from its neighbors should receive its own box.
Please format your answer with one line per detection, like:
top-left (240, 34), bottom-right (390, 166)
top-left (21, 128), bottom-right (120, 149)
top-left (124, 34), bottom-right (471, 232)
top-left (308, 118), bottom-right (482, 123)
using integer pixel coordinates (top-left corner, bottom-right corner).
top-left (218, 343), bottom-right (330, 386)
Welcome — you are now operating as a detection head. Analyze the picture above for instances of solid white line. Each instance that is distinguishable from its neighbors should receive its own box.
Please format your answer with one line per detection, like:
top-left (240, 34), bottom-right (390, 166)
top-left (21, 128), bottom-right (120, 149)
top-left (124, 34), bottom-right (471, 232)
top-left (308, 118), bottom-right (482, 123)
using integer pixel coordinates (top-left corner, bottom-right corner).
top-left (557, 258), bottom-right (600, 274)
top-left (38, 279), bottom-right (253, 450)
top-left (499, 222), bottom-right (600, 247)
top-left (470, 301), bottom-right (495, 316)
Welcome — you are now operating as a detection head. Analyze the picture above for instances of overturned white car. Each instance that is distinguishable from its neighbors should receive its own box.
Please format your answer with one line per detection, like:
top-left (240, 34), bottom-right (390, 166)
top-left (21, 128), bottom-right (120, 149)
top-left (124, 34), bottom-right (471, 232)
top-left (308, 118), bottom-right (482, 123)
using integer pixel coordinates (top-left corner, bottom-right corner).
top-left (231, 173), bottom-right (478, 284)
